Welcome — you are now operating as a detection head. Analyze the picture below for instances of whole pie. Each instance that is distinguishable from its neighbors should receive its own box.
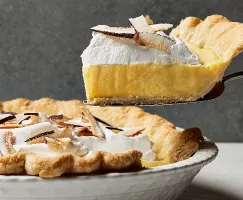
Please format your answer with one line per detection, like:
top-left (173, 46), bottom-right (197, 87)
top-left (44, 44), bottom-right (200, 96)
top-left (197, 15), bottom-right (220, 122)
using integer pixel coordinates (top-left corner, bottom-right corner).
top-left (0, 98), bottom-right (203, 178)
top-left (81, 15), bottom-right (243, 105)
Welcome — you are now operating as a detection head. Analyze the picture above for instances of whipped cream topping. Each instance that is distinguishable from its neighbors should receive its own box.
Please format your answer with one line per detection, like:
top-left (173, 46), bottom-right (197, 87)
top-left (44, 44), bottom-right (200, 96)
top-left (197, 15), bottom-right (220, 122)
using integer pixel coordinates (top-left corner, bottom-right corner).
top-left (14, 142), bottom-right (89, 157)
top-left (75, 126), bottom-right (155, 161)
top-left (0, 111), bottom-right (155, 161)
top-left (81, 33), bottom-right (200, 66)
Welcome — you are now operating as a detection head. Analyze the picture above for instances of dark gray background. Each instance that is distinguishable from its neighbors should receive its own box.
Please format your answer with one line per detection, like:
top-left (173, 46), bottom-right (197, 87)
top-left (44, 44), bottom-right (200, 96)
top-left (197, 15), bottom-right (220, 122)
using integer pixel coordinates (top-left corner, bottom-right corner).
top-left (0, 0), bottom-right (242, 141)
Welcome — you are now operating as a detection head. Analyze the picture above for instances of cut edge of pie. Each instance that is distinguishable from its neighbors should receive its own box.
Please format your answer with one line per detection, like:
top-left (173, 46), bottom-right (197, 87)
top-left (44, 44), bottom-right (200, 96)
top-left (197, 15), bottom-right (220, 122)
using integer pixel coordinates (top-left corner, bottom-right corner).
top-left (0, 98), bottom-right (204, 178)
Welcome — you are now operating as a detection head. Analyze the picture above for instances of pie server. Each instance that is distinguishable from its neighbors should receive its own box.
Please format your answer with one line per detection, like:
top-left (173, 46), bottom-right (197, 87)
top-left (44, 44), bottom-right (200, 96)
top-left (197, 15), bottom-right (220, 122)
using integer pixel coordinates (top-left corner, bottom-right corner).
top-left (84, 71), bottom-right (243, 106)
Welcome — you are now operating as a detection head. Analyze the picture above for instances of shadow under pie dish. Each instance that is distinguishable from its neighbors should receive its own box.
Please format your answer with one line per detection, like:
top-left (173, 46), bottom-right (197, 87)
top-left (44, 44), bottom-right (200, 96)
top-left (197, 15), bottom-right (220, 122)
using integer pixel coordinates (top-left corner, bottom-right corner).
top-left (0, 98), bottom-right (206, 178)
top-left (82, 15), bottom-right (243, 105)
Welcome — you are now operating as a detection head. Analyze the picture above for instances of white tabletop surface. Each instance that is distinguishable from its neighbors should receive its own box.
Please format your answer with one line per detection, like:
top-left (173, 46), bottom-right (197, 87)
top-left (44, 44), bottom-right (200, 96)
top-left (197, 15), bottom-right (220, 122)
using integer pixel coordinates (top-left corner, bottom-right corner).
top-left (179, 143), bottom-right (243, 200)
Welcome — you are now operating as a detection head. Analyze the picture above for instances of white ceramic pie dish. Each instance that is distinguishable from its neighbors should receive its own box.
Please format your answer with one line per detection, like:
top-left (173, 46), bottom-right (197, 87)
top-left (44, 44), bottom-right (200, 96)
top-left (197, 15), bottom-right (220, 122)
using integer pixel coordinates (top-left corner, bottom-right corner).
top-left (0, 136), bottom-right (218, 200)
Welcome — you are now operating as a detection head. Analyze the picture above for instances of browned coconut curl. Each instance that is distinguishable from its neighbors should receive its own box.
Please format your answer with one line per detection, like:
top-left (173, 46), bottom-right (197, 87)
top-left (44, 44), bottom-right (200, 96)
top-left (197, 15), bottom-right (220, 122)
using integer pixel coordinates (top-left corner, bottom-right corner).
top-left (64, 117), bottom-right (90, 127)
top-left (65, 114), bottom-right (122, 134)
top-left (91, 25), bottom-right (135, 38)
top-left (49, 114), bottom-right (64, 120)
top-left (129, 15), bottom-right (175, 53)
top-left (135, 32), bottom-right (175, 53)
top-left (49, 114), bottom-right (71, 124)
top-left (44, 137), bottom-right (75, 152)
top-left (73, 127), bottom-right (93, 137)
top-left (150, 24), bottom-right (173, 32)
top-left (24, 112), bottom-right (39, 116)
top-left (129, 15), bottom-right (155, 33)
top-left (0, 131), bottom-right (16, 155)
top-left (130, 15), bottom-right (173, 32)
top-left (79, 102), bottom-right (105, 139)
top-left (144, 15), bottom-right (153, 25)
top-left (118, 126), bottom-right (146, 137)
top-left (15, 114), bottom-right (31, 124)
top-left (44, 137), bottom-right (89, 157)
top-left (93, 116), bottom-right (122, 131)
top-left (0, 114), bottom-right (15, 124)
top-left (25, 130), bottom-right (55, 144)
top-left (44, 137), bottom-right (63, 152)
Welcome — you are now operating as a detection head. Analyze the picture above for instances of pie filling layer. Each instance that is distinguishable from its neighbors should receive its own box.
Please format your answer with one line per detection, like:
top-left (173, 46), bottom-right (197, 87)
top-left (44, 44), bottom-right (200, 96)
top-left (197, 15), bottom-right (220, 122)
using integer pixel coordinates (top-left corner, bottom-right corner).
top-left (83, 61), bottom-right (226, 104)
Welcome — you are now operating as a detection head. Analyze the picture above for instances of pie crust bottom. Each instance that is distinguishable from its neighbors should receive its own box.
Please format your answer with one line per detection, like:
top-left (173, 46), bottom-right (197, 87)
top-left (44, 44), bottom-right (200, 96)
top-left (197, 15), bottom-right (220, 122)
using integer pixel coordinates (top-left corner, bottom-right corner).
top-left (87, 96), bottom-right (202, 105)
top-left (0, 150), bottom-right (142, 178)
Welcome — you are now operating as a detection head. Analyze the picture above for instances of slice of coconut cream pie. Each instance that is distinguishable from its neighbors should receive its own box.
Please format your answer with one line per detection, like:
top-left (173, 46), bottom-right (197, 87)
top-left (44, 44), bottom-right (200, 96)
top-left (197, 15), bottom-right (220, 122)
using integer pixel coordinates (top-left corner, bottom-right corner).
top-left (81, 15), bottom-right (243, 105)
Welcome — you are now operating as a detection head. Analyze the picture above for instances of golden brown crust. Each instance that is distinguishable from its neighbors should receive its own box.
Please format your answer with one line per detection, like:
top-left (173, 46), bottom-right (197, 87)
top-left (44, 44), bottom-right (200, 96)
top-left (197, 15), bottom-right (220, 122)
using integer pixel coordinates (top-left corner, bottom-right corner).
top-left (0, 98), bottom-right (203, 165)
top-left (25, 153), bottom-right (74, 178)
top-left (100, 150), bottom-right (142, 171)
top-left (0, 151), bottom-right (142, 178)
top-left (170, 15), bottom-right (243, 63)
top-left (87, 96), bottom-right (200, 106)
top-left (0, 153), bottom-right (26, 175)
top-left (1, 98), bottom-right (84, 118)
top-left (72, 152), bottom-right (101, 174)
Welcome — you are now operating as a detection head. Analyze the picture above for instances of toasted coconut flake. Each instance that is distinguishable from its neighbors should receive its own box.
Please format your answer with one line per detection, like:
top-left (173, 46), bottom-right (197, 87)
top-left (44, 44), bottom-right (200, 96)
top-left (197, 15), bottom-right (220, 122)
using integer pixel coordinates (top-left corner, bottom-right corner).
top-left (25, 115), bottom-right (40, 125)
top-left (49, 114), bottom-right (63, 120)
top-left (64, 117), bottom-right (90, 127)
top-left (136, 32), bottom-right (175, 53)
top-left (49, 115), bottom-right (71, 126)
top-left (38, 113), bottom-right (52, 123)
top-left (55, 126), bottom-right (72, 138)
top-left (93, 116), bottom-right (111, 126)
top-left (59, 137), bottom-right (89, 157)
top-left (91, 25), bottom-right (135, 38)
top-left (15, 114), bottom-right (31, 124)
top-left (0, 114), bottom-right (15, 124)
top-left (13, 122), bottom-right (54, 145)
top-left (151, 23), bottom-right (173, 31)
top-left (144, 15), bottom-right (153, 25)
top-left (129, 15), bottom-right (155, 33)
top-left (105, 126), bottom-right (123, 132)
top-left (118, 126), bottom-right (146, 137)
top-left (79, 102), bottom-right (105, 139)
top-left (73, 127), bottom-right (93, 137)
top-left (45, 137), bottom-right (63, 152)
top-left (24, 112), bottom-right (39, 116)
top-left (93, 116), bottom-right (122, 132)
top-left (57, 137), bottom-right (72, 145)
top-left (25, 130), bottom-right (55, 144)
top-left (82, 108), bottom-right (105, 139)
top-left (45, 137), bottom-right (89, 157)
top-left (0, 132), bottom-right (16, 155)
top-left (49, 114), bottom-right (66, 122)
top-left (129, 15), bottom-right (175, 53)
top-left (0, 124), bottom-right (21, 129)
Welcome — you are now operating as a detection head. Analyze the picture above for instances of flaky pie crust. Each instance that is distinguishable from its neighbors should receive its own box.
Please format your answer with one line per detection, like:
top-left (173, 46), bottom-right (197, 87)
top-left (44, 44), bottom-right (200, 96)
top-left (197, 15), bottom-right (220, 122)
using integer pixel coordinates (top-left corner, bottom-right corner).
top-left (170, 15), bottom-right (243, 64)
